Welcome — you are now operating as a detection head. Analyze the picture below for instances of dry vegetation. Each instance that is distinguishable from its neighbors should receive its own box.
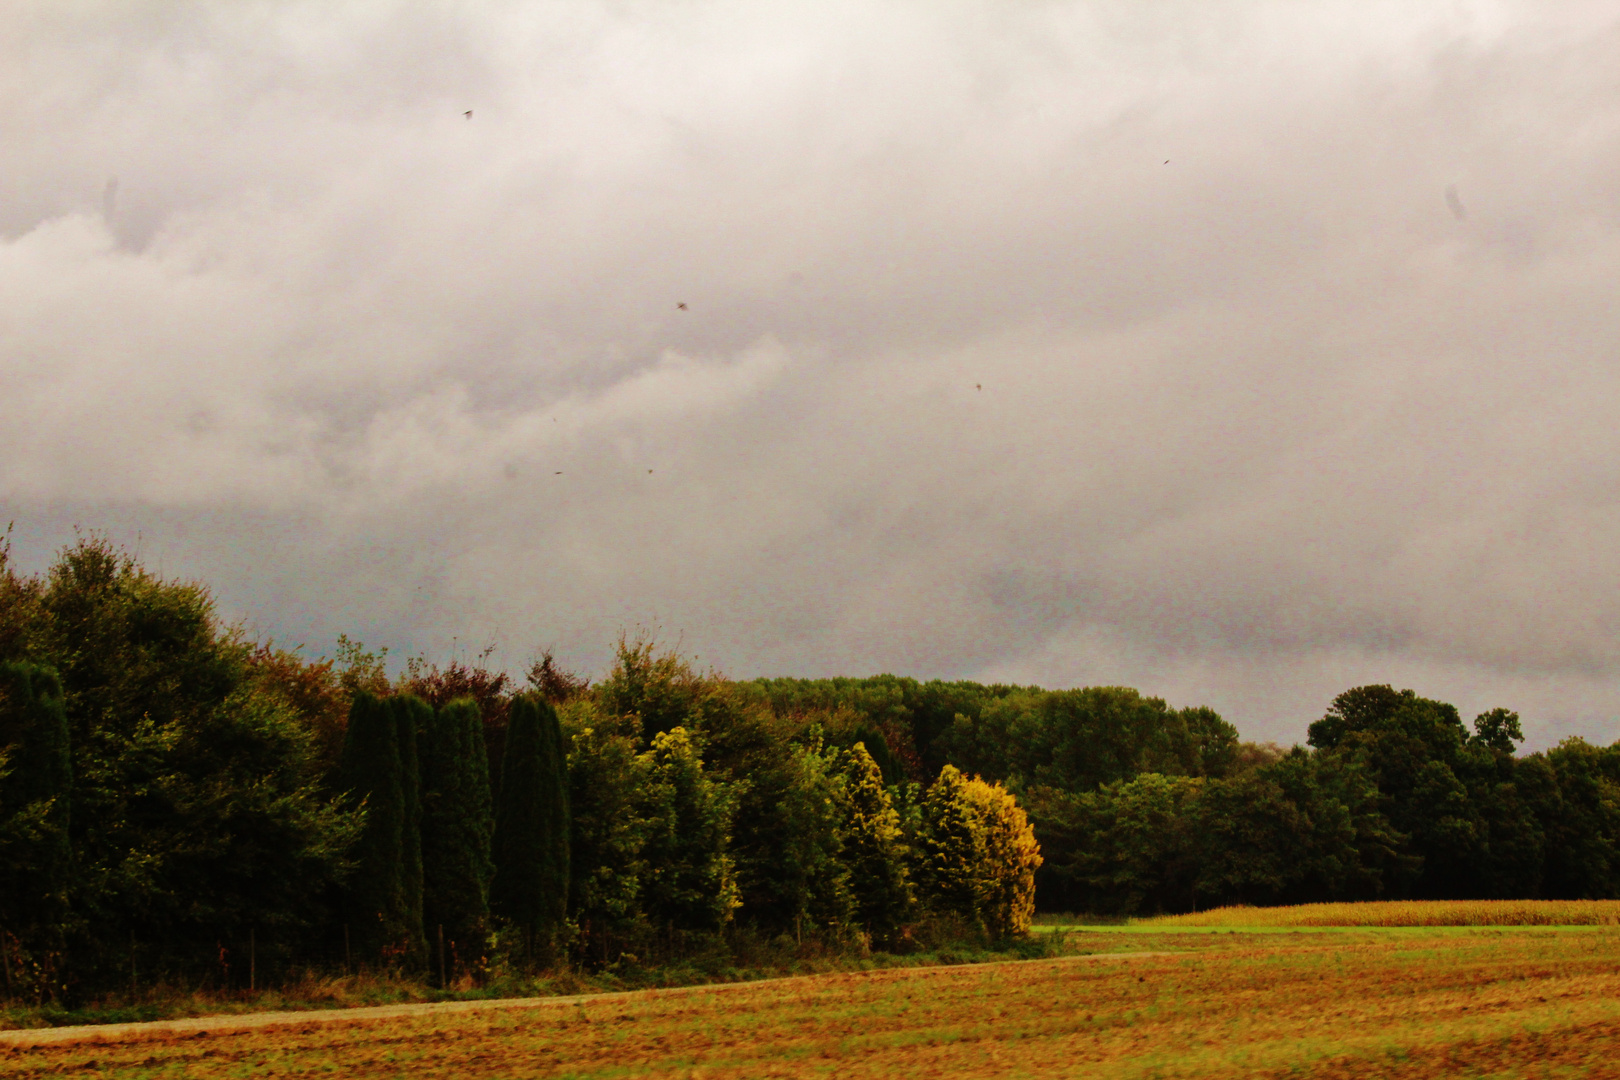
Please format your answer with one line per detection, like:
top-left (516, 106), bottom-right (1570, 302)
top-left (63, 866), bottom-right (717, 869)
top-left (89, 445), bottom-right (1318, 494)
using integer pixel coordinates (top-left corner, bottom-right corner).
top-left (5, 921), bottom-right (1619, 1078)
top-left (1148, 898), bottom-right (1620, 927)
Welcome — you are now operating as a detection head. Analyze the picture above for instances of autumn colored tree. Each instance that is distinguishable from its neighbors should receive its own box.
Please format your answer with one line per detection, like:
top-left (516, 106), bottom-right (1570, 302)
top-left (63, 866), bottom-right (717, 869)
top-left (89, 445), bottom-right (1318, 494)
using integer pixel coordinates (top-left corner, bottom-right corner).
top-left (636, 726), bottom-right (739, 935)
top-left (562, 702), bottom-right (650, 961)
top-left (960, 775), bottom-right (1042, 936)
top-left (246, 646), bottom-right (350, 779)
top-left (836, 742), bottom-right (912, 944)
top-left (527, 650), bottom-right (590, 705)
top-left (403, 657), bottom-right (512, 791)
top-left (916, 765), bottom-right (983, 922)
top-left (917, 765), bottom-right (1041, 937)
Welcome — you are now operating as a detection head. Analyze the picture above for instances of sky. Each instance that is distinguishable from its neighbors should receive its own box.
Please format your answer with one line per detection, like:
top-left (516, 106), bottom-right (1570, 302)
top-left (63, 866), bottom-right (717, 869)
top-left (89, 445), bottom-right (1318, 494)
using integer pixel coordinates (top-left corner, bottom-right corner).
top-left (4, 1), bottom-right (1620, 748)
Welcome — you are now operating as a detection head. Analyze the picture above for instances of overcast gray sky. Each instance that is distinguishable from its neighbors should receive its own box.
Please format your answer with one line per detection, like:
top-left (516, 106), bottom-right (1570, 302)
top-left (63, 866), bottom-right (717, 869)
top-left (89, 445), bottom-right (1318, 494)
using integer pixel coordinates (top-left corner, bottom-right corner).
top-left (4, 1), bottom-right (1620, 747)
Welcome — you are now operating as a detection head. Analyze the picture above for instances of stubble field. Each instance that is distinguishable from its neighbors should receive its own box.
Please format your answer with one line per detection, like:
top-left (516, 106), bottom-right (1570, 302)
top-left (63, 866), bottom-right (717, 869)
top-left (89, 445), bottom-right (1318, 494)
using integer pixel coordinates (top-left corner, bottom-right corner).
top-left (5, 923), bottom-right (1620, 1078)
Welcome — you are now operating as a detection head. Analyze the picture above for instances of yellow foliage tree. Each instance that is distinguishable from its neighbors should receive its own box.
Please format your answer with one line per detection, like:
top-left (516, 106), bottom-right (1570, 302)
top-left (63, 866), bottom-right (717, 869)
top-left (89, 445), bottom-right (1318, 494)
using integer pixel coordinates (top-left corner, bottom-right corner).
top-left (920, 765), bottom-right (1042, 937)
top-left (961, 775), bottom-right (1042, 936)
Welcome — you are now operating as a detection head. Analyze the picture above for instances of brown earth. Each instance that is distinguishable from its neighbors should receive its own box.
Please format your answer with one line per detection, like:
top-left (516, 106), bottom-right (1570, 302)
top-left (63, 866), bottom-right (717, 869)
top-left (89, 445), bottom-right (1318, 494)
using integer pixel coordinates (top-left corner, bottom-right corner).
top-left (2, 930), bottom-right (1616, 1078)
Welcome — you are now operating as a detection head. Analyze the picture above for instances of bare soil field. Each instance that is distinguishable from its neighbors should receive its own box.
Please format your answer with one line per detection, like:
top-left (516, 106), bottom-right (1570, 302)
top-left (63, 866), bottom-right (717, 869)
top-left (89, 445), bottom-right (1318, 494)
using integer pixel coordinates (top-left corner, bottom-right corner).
top-left (4, 924), bottom-right (1618, 1078)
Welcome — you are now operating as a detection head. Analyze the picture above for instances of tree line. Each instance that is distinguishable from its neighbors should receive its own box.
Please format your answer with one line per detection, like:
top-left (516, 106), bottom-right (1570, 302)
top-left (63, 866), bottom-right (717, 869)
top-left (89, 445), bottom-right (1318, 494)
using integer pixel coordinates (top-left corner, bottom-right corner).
top-left (3, 534), bottom-right (1619, 999)
top-left (0, 537), bottom-right (1039, 1001)
top-left (758, 679), bottom-right (1620, 913)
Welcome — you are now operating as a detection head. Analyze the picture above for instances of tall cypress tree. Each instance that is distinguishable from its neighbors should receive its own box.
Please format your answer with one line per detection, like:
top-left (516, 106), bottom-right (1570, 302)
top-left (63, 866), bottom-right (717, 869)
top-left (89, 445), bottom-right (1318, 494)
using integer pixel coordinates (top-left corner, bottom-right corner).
top-left (0, 662), bottom-right (72, 958)
top-left (421, 697), bottom-right (493, 967)
top-left (491, 694), bottom-right (571, 961)
top-left (337, 689), bottom-right (407, 961)
top-left (388, 693), bottom-right (430, 967)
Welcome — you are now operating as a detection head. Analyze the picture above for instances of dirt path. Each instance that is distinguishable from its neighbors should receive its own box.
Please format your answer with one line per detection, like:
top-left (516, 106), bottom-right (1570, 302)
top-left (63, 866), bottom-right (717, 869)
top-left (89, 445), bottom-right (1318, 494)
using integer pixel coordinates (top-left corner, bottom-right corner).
top-left (0, 950), bottom-right (1176, 1048)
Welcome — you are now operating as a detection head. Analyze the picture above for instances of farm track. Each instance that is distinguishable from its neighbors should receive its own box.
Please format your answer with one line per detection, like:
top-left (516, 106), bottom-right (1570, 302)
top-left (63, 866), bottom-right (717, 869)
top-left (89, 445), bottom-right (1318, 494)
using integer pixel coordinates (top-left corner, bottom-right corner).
top-left (0, 949), bottom-right (1175, 1048)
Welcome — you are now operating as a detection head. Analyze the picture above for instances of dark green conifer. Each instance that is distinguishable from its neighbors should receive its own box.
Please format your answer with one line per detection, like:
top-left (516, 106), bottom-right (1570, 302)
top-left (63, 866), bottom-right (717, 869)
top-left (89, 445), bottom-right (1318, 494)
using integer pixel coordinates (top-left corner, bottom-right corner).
top-left (337, 688), bottom-right (408, 961)
top-left (420, 697), bottom-right (494, 967)
top-left (0, 662), bottom-right (73, 951)
top-left (389, 693), bottom-right (430, 966)
top-left (491, 693), bottom-right (571, 961)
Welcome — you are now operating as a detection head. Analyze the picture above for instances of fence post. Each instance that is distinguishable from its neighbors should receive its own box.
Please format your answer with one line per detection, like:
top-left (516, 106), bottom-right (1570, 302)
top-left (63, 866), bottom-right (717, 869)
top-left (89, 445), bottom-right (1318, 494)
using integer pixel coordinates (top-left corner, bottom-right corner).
top-left (344, 924), bottom-right (351, 975)
top-left (250, 928), bottom-right (256, 993)
top-left (130, 933), bottom-right (137, 1000)
top-left (438, 925), bottom-right (446, 989)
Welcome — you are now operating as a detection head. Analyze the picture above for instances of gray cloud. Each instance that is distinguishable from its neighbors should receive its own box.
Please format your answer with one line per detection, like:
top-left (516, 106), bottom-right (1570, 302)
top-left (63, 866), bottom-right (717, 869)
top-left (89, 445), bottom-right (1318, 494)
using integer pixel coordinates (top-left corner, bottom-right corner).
top-left (5, 1), bottom-right (1620, 747)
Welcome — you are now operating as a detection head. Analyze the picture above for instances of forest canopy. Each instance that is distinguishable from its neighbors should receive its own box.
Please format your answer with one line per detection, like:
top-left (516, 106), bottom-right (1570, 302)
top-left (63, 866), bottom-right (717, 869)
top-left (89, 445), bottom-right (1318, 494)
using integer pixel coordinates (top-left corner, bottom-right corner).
top-left (2, 534), bottom-right (1618, 1002)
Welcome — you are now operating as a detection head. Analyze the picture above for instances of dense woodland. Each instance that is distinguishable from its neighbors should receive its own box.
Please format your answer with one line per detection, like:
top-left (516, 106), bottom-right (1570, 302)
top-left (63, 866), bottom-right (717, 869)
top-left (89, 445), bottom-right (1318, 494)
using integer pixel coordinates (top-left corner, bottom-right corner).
top-left (2, 535), bottom-right (1619, 1002)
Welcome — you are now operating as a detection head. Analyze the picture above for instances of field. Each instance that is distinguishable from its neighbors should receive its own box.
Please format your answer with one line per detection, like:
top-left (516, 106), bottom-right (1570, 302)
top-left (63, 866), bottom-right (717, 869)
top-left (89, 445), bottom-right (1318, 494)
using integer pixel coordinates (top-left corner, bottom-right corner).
top-left (5, 917), bottom-right (1620, 1077)
top-left (1146, 898), bottom-right (1620, 928)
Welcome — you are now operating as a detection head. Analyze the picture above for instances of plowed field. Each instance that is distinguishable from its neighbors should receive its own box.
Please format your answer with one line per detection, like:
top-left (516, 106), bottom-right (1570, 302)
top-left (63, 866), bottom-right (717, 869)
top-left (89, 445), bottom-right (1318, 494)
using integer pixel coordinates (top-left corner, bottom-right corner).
top-left (6, 927), bottom-right (1619, 1078)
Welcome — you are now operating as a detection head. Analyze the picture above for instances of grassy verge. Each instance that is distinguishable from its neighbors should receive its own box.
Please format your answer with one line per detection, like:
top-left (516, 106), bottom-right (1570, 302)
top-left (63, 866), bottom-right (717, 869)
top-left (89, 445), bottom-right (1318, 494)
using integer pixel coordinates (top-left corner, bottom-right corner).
top-left (0, 927), bottom-right (1097, 1031)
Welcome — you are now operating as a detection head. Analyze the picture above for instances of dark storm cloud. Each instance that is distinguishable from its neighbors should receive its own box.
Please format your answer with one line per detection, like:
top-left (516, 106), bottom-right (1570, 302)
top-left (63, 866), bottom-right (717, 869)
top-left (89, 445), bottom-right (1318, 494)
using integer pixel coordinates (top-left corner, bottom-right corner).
top-left (4, 1), bottom-right (1620, 746)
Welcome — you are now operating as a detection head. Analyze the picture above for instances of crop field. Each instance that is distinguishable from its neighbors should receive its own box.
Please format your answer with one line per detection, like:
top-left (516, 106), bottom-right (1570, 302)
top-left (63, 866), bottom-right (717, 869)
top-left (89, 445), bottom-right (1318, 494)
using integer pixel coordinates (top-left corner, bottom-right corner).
top-left (6, 918), bottom-right (1620, 1079)
top-left (1147, 898), bottom-right (1620, 928)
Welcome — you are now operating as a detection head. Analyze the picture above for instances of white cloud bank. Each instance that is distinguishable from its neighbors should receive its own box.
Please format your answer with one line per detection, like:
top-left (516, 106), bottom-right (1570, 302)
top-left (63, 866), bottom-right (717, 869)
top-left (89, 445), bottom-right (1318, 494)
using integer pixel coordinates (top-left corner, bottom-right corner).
top-left (4, 1), bottom-right (1620, 746)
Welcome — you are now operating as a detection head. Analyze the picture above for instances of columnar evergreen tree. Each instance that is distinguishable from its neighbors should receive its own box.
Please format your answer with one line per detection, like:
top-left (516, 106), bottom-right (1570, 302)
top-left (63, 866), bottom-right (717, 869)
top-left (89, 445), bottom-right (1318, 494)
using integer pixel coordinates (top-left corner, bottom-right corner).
top-left (836, 742), bottom-right (912, 944)
top-left (0, 661), bottom-right (72, 974)
top-left (337, 689), bottom-right (408, 960)
top-left (389, 693), bottom-right (430, 966)
top-left (491, 693), bottom-right (572, 961)
top-left (421, 697), bottom-right (494, 967)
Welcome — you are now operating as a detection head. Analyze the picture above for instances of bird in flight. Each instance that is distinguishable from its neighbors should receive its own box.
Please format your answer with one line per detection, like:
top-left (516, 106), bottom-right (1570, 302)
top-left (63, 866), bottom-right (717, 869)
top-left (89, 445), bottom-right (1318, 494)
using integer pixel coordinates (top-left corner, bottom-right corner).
top-left (648, 469), bottom-right (654, 474)
top-left (464, 111), bottom-right (473, 119)
top-left (975, 383), bottom-right (982, 391)
top-left (677, 302), bottom-right (688, 310)
top-left (1445, 185), bottom-right (1468, 221)
top-left (554, 471), bottom-right (562, 475)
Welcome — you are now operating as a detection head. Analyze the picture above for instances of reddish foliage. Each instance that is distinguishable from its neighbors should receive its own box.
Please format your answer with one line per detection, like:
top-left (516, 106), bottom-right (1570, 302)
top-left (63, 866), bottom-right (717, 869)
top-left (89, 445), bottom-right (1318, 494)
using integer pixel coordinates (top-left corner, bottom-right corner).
top-left (247, 645), bottom-right (349, 776)
top-left (402, 659), bottom-right (514, 779)
top-left (527, 650), bottom-right (590, 706)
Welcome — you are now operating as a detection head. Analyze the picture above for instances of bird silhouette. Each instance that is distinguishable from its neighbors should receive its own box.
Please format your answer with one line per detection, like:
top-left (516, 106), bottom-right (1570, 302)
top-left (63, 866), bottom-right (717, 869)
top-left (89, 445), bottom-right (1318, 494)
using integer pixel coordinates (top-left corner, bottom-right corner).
top-left (464, 110), bottom-right (473, 119)
top-left (1445, 185), bottom-right (1468, 221)
top-left (975, 384), bottom-right (982, 391)
top-left (676, 302), bottom-right (688, 310)
top-left (554, 471), bottom-right (562, 475)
